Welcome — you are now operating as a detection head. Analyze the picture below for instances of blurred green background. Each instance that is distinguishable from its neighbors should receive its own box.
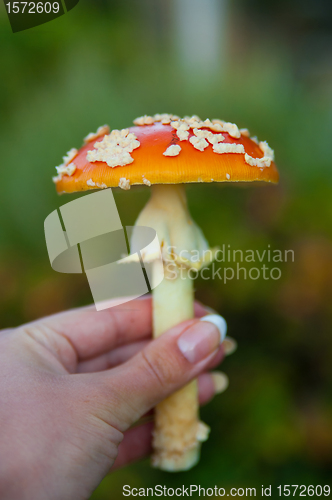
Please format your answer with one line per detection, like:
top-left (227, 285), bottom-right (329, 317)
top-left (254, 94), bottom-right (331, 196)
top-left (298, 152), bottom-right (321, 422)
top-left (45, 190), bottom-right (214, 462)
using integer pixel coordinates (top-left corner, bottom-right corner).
top-left (1, 0), bottom-right (332, 497)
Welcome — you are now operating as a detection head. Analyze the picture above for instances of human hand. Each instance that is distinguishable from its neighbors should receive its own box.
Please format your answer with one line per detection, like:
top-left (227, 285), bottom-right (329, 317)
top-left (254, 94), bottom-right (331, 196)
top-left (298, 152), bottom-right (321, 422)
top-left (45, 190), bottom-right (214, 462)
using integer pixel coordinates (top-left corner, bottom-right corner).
top-left (0, 296), bottom-right (233, 500)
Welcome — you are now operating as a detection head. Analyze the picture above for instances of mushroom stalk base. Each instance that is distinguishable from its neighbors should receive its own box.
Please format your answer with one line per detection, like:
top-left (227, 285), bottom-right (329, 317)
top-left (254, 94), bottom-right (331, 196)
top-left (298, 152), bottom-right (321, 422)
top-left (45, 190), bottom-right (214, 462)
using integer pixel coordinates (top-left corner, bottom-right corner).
top-left (134, 185), bottom-right (210, 471)
top-left (152, 275), bottom-right (206, 471)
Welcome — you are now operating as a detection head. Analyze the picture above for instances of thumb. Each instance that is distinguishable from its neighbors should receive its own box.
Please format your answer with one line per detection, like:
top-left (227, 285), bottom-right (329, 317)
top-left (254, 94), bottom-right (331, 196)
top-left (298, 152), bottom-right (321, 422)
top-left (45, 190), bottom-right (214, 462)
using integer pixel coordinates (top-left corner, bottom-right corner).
top-left (98, 314), bottom-right (227, 430)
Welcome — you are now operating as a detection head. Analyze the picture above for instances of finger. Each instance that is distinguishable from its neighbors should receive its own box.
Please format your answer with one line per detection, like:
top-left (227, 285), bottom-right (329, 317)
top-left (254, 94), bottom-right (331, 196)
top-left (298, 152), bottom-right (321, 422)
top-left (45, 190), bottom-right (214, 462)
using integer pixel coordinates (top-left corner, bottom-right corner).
top-left (202, 333), bottom-right (238, 368)
top-left (194, 301), bottom-right (214, 318)
top-left (29, 295), bottom-right (153, 361)
top-left (198, 371), bottom-right (229, 406)
top-left (111, 421), bottom-right (153, 471)
top-left (111, 369), bottom-right (229, 470)
top-left (77, 330), bottom-right (234, 376)
top-left (78, 340), bottom-right (224, 376)
top-left (27, 297), bottom-right (214, 362)
top-left (77, 340), bottom-right (149, 373)
top-left (223, 337), bottom-right (237, 356)
top-left (97, 314), bottom-right (227, 429)
top-left (204, 343), bottom-right (225, 370)
top-left (77, 336), bottom-right (229, 374)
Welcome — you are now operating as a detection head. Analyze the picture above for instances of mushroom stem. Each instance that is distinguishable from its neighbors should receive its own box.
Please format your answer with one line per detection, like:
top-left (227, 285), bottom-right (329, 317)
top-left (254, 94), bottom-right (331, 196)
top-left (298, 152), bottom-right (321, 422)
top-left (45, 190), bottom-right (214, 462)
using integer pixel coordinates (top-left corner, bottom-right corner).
top-left (134, 184), bottom-right (210, 471)
top-left (152, 274), bottom-right (206, 471)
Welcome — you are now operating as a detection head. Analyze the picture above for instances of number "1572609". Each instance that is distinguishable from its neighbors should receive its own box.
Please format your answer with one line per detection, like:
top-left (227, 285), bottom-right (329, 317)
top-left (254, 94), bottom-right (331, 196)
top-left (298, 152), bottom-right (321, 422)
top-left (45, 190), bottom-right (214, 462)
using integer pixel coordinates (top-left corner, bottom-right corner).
top-left (5, 2), bottom-right (60, 14)
top-left (277, 485), bottom-right (330, 496)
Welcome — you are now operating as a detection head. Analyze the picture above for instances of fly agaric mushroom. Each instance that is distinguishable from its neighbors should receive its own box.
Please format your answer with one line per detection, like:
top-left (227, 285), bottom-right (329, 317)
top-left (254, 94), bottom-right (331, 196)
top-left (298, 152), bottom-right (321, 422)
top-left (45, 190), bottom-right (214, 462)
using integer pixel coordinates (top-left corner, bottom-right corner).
top-left (53, 114), bottom-right (279, 471)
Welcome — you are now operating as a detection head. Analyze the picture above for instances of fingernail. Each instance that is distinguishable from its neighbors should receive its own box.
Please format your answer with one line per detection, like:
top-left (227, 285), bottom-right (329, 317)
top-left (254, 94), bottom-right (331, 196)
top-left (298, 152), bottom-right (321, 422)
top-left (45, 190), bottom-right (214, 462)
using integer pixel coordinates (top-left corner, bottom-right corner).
top-left (177, 320), bottom-right (221, 364)
top-left (223, 337), bottom-right (237, 356)
top-left (200, 314), bottom-right (227, 343)
top-left (211, 371), bottom-right (229, 394)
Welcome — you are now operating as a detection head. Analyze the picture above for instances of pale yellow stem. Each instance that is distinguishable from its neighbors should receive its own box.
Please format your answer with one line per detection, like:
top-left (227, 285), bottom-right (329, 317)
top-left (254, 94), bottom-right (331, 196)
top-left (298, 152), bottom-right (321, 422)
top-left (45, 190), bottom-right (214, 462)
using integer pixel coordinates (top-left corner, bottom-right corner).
top-left (152, 272), bottom-right (208, 471)
top-left (134, 184), bottom-right (210, 471)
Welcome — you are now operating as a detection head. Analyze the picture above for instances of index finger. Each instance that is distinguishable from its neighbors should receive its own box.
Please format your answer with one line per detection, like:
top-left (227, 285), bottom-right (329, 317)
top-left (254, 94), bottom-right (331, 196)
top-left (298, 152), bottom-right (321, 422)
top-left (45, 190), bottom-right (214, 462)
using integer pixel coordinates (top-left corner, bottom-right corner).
top-left (28, 295), bottom-right (153, 361)
top-left (25, 296), bottom-right (211, 362)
